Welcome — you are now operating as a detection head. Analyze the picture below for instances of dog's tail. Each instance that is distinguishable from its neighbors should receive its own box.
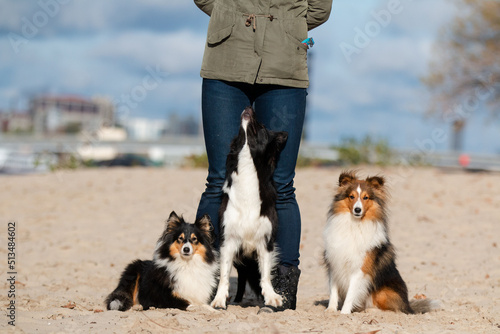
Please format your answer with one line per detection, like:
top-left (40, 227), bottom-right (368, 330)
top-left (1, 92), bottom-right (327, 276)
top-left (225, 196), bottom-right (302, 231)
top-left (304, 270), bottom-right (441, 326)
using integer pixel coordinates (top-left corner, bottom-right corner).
top-left (105, 259), bottom-right (144, 311)
top-left (410, 298), bottom-right (440, 314)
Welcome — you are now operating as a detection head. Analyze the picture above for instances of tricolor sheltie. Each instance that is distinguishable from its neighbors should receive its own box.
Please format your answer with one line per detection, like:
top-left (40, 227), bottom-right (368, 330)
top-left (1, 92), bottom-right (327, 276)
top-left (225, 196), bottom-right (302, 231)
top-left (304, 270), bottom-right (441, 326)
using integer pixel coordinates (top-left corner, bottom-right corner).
top-left (210, 106), bottom-right (288, 309)
top-left (323, 171), bottom-right (438, 314)
top-left (105, 212), bottom-right (218, 311)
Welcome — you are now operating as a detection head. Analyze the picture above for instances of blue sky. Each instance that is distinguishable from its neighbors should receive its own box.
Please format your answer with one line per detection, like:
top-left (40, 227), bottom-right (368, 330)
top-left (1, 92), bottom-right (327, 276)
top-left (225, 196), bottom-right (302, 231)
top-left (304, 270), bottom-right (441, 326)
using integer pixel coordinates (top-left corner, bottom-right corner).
top-left (0, 0), bottom-right (498, 154)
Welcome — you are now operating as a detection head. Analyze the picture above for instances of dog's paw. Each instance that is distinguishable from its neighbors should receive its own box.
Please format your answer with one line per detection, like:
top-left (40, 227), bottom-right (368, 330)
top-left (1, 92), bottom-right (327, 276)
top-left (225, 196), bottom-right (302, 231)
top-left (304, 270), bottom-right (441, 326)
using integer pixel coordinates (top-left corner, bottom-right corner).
top-left (187, 304), bottom-right (219, 313)
top-left (264, 293), bottom-right (283, 308)
top-left (325, 306), bottom-right (338, 313)
top-left (210, 293), bottom-right (228, 309)
top-left (108, 300), bottom-right (122, 311)
top-left (186, 304), bottom-right (198, 312)
top-left (131, 304), bottom-right (143, 311)
top-left (340, 308), bottom-right (352, 315)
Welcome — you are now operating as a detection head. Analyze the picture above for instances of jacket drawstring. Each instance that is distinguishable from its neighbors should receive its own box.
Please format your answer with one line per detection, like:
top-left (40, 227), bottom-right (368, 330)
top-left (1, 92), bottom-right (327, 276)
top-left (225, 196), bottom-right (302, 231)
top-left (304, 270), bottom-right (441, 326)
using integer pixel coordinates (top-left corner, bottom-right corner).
top-left (244, 14), bottom-right (274, 30)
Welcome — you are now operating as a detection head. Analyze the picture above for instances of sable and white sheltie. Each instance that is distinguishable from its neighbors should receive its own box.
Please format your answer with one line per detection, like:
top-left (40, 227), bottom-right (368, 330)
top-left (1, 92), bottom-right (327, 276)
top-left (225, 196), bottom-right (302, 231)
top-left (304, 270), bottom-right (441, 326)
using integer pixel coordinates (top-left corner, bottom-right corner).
top-left (323, 171), bottom-right (438, 314)
top-left (105, 212), bottom-right (218, 311)
top-left (210, 106), bottom-right (288, 309)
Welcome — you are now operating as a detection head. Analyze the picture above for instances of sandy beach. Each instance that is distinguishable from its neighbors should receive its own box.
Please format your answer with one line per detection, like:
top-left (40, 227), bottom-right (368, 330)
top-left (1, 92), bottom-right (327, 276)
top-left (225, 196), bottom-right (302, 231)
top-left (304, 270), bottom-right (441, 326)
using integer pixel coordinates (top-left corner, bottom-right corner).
top-left (1, 166), bottom-right (499, 333)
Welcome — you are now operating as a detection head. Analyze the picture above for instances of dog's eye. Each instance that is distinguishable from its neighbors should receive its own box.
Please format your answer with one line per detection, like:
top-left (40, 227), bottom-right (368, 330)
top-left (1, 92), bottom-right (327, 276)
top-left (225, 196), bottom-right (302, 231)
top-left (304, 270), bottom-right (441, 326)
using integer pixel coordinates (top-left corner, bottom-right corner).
top-left (363, 196), bottom-right (369, 200)
top-left (178, 236), bottom-right (184, 243)
top-left (349, 195), bottom-right (355, 199)
top-left (191, 237), bottom-right (198, 243)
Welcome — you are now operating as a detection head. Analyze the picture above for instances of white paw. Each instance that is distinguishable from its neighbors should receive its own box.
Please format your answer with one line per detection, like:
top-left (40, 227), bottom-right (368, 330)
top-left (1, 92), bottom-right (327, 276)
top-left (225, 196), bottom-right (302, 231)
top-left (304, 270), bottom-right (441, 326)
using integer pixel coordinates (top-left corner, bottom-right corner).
top-left (188, 304), bottom-right (219, 313)
top-left (108, 300), bottom-right (122, 311)
top-left (131, 304), bottom-right (143, 311)
top-left (210, 292), bottom-right (228, 309)
top-left (340, 308), bottom-right (352, 314)
top-left (264, 292), bottom-right (283, 308)
top-left (325, 306), bottom-right (338, 313)
top-left (186, 304), bottom-right (197, 312)
top-left (202, 304), bottom-right (220, 313)
top-left (326, 298), bottom-right (338, 312)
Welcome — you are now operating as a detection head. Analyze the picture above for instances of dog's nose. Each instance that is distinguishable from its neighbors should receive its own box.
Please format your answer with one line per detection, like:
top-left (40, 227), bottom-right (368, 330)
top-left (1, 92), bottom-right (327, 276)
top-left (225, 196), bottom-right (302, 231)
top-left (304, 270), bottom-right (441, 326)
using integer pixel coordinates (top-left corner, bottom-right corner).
top-left (241, 106), bottom-right (254, 120)
top-left (183, 246), bottom-right (191, 253)
top-left (354, 208), bottom-right (362, 214)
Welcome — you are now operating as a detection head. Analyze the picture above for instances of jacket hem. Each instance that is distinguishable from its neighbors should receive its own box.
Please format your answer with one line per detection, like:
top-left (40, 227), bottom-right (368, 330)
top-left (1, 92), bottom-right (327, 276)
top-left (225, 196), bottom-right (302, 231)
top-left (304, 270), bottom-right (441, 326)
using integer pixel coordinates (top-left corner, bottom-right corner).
top-left (200, 71), bottom-right (309, 89)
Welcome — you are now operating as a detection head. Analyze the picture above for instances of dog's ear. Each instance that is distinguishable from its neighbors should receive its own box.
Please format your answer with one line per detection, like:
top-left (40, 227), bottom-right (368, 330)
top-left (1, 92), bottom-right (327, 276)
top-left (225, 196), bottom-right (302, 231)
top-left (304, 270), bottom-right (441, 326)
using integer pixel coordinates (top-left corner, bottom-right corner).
top-left (366, 176), bottom-right (385, 189)
top-left (274, 131), bottom-right (288, 151)
top-left (339, 171), bottom-right (357, 186)
top-left (166, 211), bottom-right (183, 234)
top-left (195, 214), bottom-right (213, 233)
top-left (195, 214), bottom-right (213, 242)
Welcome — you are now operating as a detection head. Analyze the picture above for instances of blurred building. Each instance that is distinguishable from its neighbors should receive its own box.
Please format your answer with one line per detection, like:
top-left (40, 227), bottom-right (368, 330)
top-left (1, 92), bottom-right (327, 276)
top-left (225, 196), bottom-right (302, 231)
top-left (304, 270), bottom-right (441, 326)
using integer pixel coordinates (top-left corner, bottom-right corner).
top-left (0, 111), bottom-right (32, 133)
top-left (164, 113), bottom-right (200, 137)
top-left (123, 114), bottom-right (201, 141)
top-left (29, 95), bottom-right (114, 134)
top-left (124, 118), bottom-right (167, 141)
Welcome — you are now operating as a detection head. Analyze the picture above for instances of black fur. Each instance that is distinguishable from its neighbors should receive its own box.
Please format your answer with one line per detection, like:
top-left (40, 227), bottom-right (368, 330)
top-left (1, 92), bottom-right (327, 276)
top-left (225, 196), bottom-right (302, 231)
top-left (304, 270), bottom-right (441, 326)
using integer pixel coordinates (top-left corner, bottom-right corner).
top-left (220, 106), bottom-right (288, 303)
top-left (234, 256), bottom-right (262, 303)
top-left (105, 212), bottom-right (216, 311)
top-left (368, 244), bottom-right (412, 314)
top-left (105, 259), bottom-right (191, 311)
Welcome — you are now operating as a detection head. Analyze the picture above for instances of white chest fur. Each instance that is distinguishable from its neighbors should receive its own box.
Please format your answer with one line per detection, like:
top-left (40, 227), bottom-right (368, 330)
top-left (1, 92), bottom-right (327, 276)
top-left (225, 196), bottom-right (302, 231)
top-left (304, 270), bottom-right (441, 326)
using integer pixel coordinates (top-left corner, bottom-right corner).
top-left (222, 142), bottom-right (272, 255)
top-left (323, 213), bottom-right (387, 291)
top-left (156, 254), bottom-right (218, 305)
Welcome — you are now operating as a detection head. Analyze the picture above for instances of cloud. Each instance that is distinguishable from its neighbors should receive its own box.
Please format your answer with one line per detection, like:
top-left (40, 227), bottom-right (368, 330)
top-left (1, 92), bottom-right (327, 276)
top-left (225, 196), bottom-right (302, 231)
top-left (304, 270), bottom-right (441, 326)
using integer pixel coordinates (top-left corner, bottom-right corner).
top-left (308, 0), bottom-right (458, 117)
top-left (0, 0), bottom-right (208, 37)
top-left (351, 37), bottom-right (432, 76)
top-left (91, 30), bottom-right (206, 75)
top-left (389, 0), bottom-right (457, 37)
top-left (0, 1), bottom-right (208, 114)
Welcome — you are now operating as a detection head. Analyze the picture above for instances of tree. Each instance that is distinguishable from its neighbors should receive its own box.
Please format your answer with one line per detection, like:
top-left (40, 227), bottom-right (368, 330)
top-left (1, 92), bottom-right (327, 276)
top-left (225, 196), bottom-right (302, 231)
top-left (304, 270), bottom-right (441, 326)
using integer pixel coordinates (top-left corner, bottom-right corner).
top-left (423, 0), bottom-right (500, 151)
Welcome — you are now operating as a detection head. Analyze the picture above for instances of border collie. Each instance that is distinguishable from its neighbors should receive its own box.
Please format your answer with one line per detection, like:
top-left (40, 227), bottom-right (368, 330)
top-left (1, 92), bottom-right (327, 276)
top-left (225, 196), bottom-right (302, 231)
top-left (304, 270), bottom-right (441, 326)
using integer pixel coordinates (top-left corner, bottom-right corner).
top-left (105, 212), bottom-right (218, 311)
top-left (324, 171), bottom-right (438, 314)
top-left (210, 106), bottom-right (288, 309)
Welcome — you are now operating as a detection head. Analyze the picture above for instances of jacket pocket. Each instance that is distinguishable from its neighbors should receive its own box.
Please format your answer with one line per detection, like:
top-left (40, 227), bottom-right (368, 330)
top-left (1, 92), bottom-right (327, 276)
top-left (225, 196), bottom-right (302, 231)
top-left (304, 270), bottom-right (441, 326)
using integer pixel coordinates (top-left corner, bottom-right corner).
top-left (266, 18), bottom-right (307, 80)
top-left (206, 4), bottom-right (235, 46)
top-left (284, 19), bottom-right (309, 52)
top-left (207, 24), bottom-right (234, 46)
top-left (285, 31), bottom-right (309, 52)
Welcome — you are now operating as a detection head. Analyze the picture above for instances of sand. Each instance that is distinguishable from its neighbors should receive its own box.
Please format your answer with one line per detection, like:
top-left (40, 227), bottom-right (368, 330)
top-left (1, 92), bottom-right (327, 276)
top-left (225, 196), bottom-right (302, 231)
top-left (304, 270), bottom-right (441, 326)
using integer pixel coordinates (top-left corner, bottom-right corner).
top-left (0, 166), bottom-right (499, 333)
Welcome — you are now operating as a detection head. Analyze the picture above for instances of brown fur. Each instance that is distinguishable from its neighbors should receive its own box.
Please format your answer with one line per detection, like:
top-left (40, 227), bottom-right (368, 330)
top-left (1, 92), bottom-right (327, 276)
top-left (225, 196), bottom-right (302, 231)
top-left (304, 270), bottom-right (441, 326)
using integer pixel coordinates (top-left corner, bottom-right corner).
top-left (326, 171), bottom-right (437, 314)
top-left (372, 287), bottom-right (406, 312)
top-left (361, 249), bottom-right (377, 278)
top-left (166, 214), bottom-right (183, 235)
top-left (169, 236), bottom-right (182, 256)
top-left (191, 233), bottom-right (208, 258)
top-left (132, 275), bottom-right (140, 305)
top-left (361, 245), bottom-right (409, 312)
top-left (194, 218), bottom-right (213, 243)
top-left (333, 171), bottom-right (388, 223)
top-left (361, 245), bottom-right (395, 279)
top-left (331, 196), bottom-right (350, 214)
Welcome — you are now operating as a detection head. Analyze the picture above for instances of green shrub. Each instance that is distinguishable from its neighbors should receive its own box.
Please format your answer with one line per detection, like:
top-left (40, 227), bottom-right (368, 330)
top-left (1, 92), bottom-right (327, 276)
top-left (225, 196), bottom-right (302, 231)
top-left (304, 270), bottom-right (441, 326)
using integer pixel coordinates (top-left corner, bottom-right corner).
top-left (183, 153), bottom-right (209, 168)
top-left (335, 136), bottom-right (394, 166)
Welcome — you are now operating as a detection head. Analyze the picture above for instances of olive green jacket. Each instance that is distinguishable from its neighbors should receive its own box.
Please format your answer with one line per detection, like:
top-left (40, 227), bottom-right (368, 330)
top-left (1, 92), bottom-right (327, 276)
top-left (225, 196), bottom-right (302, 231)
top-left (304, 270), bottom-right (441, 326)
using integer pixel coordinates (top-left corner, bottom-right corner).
top-left (194, 0), bottom-right (332, 88)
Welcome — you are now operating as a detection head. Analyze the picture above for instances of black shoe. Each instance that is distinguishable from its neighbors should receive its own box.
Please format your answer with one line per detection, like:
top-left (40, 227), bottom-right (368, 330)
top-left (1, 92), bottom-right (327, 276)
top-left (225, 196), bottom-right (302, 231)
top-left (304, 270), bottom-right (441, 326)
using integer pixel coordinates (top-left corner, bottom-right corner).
top-left (259, 265), bottom-right (301, 313)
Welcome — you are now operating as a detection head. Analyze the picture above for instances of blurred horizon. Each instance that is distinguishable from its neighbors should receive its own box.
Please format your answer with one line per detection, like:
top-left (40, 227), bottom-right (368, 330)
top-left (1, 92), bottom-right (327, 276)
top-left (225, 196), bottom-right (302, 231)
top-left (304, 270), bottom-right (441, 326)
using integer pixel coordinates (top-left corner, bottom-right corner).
top-left (1, 0), bottom-right (499, 155)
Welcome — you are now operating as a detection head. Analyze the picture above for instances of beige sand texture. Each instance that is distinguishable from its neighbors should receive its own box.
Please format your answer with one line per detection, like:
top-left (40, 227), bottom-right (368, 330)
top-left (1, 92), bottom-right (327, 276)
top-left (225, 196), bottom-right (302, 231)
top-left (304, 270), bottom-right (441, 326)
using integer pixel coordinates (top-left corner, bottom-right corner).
top-left (1, 167), bottom-right (499, 333)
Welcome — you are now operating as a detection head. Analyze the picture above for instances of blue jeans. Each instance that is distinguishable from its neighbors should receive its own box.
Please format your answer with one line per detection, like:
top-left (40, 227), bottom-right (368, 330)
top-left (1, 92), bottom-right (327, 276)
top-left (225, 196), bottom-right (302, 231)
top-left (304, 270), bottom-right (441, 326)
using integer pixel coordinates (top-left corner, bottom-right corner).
top-left (196, 79), bottom-right (306, 267)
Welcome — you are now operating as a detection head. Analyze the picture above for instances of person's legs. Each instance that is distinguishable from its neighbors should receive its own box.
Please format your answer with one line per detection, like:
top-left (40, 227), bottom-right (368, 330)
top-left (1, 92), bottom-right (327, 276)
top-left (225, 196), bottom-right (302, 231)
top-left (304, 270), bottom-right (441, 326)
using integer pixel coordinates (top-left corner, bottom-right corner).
top-left (254, 85), bottom-right (307, 267)
top-left (254, 84), bottom-right (306, 311)
top-left (196, 79), bottom-right (252, 248)
top-left (198, 81), bottom-right (306, 310)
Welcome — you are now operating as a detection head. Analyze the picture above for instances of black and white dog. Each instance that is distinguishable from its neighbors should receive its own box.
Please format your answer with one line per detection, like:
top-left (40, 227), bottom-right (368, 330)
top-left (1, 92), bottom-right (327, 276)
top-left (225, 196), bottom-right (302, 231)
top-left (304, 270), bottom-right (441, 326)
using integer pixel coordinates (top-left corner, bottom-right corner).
top-left (210, 106), bottom-right (288, 309)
